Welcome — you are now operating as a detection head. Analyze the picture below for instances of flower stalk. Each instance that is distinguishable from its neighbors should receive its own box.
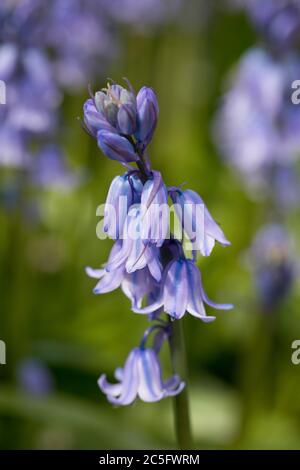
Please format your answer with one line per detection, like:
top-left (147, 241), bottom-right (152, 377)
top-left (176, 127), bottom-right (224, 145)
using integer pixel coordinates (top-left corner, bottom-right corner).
top-left (168, 318), bottom-right (193, 449)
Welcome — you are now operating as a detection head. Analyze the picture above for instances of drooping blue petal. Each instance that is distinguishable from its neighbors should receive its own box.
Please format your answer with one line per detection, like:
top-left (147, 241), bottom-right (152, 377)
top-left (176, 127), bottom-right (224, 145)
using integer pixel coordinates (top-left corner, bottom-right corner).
top-left (132, 293), bottom-right (164, 315)
top-left (201, 286), bottom-right (234, 311)
top-left (105, 238), bottom-right (132, 272)
top-left (137, 349), bottom-right (165, 402)
top-left (86, 241), bottom-right (126, 295)
top-left (98, 348), bottom-right (140, 406)
top-left (93, 266), bottom-right (124, 294)
top-left (141, 171), bottom-right (169, 247)
top-left (144, 246), bottom-right (162, 282)
top-left (103, 173), bottom-right (142, 239)
top-left (164, 259), bottom-right (188, 319)
top-left (185, 260), bottom-right (215, 321)
top-left (121, 267), bottom-right (158, 309)
top-left (171, 189), bottom-right (230, 256)
top-left (97, 130), bottom-right (138, 163)
top-left (85, 267), bottom-right (106, 279)
top-left (106, 205), bottom-right (162, 281)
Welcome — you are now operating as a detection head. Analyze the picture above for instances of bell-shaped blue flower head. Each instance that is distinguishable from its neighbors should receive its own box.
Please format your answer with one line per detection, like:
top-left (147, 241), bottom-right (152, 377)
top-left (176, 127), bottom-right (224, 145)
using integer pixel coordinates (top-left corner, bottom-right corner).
top-left (86, 240), bottom-right (159, 310)
top-left (103, 172), bottom-right (143, 239)
top-left (170, 189), bottom-right (230, 256)
top-left (141, 170), bottom-right (169, 247)
top-left (98, 328), bottom-right (184, 405)
top-left (135, 86), bottom-right (159, 148)
top-left (133, 257), bottom-right (233, 321)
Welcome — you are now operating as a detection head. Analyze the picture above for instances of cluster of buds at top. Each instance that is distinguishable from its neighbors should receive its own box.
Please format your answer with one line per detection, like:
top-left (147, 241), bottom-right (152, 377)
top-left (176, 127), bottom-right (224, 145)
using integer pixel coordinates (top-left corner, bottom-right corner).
top-left (84, 81), bottom-right (158, 166)
top-left (83, 80), bottom-right (233, 406)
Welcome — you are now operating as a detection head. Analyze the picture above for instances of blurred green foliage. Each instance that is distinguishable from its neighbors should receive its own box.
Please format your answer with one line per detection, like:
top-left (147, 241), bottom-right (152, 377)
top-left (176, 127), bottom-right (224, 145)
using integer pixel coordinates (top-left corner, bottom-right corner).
top-left (1, 5), bottom-right (300, 450)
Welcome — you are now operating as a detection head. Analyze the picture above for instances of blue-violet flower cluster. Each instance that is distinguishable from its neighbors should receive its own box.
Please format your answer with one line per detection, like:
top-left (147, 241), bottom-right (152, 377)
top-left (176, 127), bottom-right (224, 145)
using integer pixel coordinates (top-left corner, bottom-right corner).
top-left (84, 81), bottom-right (232, 405)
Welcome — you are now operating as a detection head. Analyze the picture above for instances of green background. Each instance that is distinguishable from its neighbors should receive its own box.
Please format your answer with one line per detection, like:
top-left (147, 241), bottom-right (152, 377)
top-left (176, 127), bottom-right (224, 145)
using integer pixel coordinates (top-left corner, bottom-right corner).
top-left (1, 4), bottom-right (300, 449)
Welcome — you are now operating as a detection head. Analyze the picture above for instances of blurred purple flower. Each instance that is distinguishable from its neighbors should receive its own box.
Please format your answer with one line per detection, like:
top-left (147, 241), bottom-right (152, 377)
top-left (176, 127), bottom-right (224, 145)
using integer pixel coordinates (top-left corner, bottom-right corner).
top-left (214, 48), bottom-right (300, 194)
top-left (104, 0), bottom-right (182, 32)
top-left (45, 0), bottom-right (114, 90)
top-left (238, 0), bottom-right (300, 50)
top-left (0, 43), bottom-right (60, 168)
top-left (17, 358), bottom-right (54, 397)
top-left (250, 224), bottom-right (295, 311)
top-left (30, 145), bottom-right (80, 190)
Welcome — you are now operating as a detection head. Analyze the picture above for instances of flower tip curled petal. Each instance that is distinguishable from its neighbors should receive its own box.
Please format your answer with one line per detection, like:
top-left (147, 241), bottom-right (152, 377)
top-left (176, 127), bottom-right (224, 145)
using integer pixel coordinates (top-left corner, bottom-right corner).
top-left (93, 266), bottom-right (124, 294)
top-left (163, 375), bottom-right (185, 398)
top-left (137, 349), bottom-right (184, 402)
top-left (204, 200), bottom-right (231, 248)
top-left (98, 348), bottom-right (139, 406)
top-left (85, 266), bottom-right (105, 279)
top-left (187, 259), bottom-right (233, 316)
top-left (87, 242), bottom-right (126, 295)
top-left (201, 288), bottom-right (234, 311)
top-left (98, 374), bottom-right (122, 398)
top-left (135, 86), bottom-right (159, 146)
top-left (97, 130), bottom-right (138, 163)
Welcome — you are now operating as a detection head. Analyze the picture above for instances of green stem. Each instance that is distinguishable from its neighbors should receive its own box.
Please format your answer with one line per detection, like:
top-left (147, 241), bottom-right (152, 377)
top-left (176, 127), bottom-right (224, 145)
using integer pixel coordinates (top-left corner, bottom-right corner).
top-left (168, 318), bottom-right (193, 449)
